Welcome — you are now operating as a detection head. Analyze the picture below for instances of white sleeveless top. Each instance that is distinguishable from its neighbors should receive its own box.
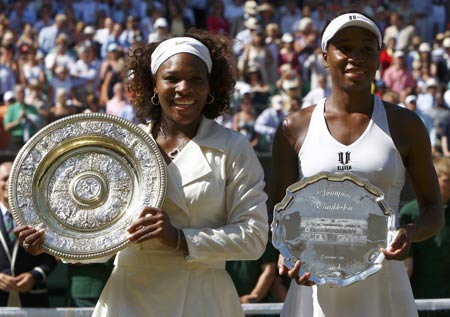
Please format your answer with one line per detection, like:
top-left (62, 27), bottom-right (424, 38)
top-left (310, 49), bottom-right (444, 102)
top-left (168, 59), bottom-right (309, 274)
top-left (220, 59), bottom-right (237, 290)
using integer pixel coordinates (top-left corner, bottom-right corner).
top-left (282, 95), bottom-right (417, 317)
top-left (299, 95), bottom-right (405, 220)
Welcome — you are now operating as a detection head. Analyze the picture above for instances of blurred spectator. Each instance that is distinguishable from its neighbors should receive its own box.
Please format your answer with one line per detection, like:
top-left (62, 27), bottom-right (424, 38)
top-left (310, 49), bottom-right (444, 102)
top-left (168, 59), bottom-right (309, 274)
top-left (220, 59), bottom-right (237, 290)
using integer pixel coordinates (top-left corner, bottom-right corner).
top-left (48, 88), bottom-right (76, 123)
top-left (83, 93), bottom-right (104, 114)
top-left (148, 18), bottom-right (169, 43)
top-left (383, 50), bottom-right (416, 101)
top-left (25, 79), bottom-right (50, 126)
top-left (255, 94), bottom-right (287, 152)
top-left (233, 17), bottom-right (260, 57)
top-left (279, 0), bottom-right (302, 34)
top-left (207, 1), bottom-right (229, 35)
top-left (404, 94), bottom-right (436, 147)
top-left (49, 65), bottom-right (75, 106)
top-left (383, 11), bottom-right (415, 51)
top-left (224, 0), bottom-right (245, 26)
top-left (232, 86), bottom-right (259, 149)
top-left (38, 13), bottom-right (68, 55)
top-left (18, 45), bottom-right (46, 88)
top-left (416, 78), bottom-right (441, 117)
top-left (3, 84), bottom-right (41, 151)
top-left (100, 22), bottom-right (122, 60)
top-left (278, 32), bottom-right (300, 76)
top-left (44, 33), bottom-right (76, 80)
top-left (94, 16), bottom-right (113, 50)
top-left (379, 37), bottom-right (396, 77)
top-left (118, 16), bottom-right (142, 49)
top-left (257, 3), bottom-right (276, 29)
top-left (105, 82), bottom-right (130, 117)
top-left (239, 28), bottom-right (274, 86)
top-left (230, 0), bottom-right (258, 38)
top-left (302, 74), bottom-right (331, 109)
top-left (0, 91), bottom-right (14, 150)
top-left (16, 23), bottom-right (38, 52)
top-left (244, 67), bottom-right (271, 115)
top-left (70, 44), bottom-right (101, 105)
top-left (99, 43), bottom-right (126, 105)
top-left (167, 2), bottom-right (192, 37)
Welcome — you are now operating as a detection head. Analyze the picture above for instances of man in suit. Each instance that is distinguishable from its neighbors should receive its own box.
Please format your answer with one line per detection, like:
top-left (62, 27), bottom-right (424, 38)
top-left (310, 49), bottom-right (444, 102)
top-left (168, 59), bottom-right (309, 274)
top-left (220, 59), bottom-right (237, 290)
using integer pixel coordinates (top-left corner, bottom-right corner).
top-left (0, 161), bottom-right (57, 307)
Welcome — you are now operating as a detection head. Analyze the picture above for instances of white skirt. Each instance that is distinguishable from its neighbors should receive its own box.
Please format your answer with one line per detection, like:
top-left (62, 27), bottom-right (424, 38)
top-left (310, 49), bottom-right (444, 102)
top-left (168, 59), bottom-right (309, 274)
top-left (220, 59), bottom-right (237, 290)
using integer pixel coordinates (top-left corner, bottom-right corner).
top-left (281, 260), bottom-right (417, 317)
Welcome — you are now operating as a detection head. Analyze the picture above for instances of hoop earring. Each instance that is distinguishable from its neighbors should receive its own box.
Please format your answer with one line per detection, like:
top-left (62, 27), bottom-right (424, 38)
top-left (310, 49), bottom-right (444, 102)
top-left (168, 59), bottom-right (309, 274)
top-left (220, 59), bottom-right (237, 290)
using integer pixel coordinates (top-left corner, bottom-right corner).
top-left (206, 94), bottom-right (215, 105)
top-left (151, 93), bottom-right (160, 106)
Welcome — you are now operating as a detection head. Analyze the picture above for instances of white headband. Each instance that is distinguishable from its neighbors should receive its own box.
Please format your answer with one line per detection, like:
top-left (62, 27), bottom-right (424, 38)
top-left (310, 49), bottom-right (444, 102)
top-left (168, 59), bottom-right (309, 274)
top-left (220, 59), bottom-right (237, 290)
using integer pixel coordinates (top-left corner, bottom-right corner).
top-left (321, 13), bottom-right (382, 51)
top-left (151, 37), bottom-right (212, 75)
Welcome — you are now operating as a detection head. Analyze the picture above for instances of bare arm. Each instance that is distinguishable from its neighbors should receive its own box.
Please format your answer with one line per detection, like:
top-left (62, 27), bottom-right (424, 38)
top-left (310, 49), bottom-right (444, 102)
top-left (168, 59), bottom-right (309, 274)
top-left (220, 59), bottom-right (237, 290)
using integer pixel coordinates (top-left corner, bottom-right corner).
top-left (383, 105), bottom-right (444, 260)
top-left (241, 262), bottom-right (276, 303)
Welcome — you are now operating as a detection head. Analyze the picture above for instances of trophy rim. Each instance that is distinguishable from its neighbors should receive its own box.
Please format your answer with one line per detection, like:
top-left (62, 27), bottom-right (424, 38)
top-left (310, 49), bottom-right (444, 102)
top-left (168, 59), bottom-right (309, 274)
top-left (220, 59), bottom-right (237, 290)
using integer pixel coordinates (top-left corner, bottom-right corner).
top-left (8, 113), bottom-right (167, 260)
top-left (271, 172), bottom-right (396, 287)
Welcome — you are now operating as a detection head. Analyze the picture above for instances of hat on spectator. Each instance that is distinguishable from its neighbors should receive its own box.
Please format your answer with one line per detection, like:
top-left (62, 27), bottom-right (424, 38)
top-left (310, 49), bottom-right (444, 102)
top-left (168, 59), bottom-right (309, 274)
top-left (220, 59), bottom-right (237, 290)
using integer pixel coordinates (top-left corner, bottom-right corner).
top-left (436, 33), bottom-right (446, 41)
top-left (244, 17), bottom-right (259, 30)
top-left (443, 37), bottom-right (450, 48)
top-left (426, 78), bottom-right (439, 88)
top-left (280, 63), bottom-right (293, 73)
top-left (282, 79), bottom-right (300, 90)
top-left (244, 1), bottom-right (258, 15)
top-left (281, 33), bottom-right (294, 43)
top-left (3, 91), bottom-right (14, 102)
top-left (107, 43), bottom-right (119, 52)
top-left (405, 95), bottom-right (417, 104)
top-left (295, 17), bottom-right (313, 32)
top-left (84, 26), bottom-right (96, 35)
top-left (240, 85), bottom-right (253, 96)
top-left (393, 50), bottom-right (405, 58)
top-left (419, 42), bottom-right (431, 52)
top-left (258, 3), bottom-right (274, 14)
top-left (153, 17), bottom-right (168, 29)
top-left (271, 95), bottom-right (285, 110)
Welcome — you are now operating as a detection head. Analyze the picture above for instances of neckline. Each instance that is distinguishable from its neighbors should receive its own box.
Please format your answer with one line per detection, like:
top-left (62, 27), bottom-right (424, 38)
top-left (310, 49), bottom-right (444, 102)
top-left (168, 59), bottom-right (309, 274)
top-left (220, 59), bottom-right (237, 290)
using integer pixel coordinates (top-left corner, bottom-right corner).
top-left (320, 96), bottom-right (377, 148)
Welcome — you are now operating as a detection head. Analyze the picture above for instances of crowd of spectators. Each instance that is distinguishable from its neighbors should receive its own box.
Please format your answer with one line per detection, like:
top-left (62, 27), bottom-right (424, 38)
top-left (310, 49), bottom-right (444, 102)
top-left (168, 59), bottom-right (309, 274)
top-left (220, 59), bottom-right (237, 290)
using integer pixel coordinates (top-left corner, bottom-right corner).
top-left (0, 0), bottom-right (449, 155)
top-left (1, 0), bottom-right (450, 311)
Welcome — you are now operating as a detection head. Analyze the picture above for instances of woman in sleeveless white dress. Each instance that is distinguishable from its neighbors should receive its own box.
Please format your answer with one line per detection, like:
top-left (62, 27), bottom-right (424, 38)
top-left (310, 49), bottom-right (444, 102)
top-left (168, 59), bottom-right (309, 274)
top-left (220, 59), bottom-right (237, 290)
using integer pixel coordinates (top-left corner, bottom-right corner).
top-left (269, 11), bottom-right (444, 317)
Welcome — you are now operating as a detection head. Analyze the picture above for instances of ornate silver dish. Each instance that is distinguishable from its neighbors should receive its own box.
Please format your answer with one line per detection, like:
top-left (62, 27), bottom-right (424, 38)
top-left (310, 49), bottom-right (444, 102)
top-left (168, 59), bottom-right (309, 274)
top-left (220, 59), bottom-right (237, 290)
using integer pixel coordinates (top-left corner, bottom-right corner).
top-left (9, 113), bottom-right (166, 260)
top-left (272, 172), bottom-right (396, 287)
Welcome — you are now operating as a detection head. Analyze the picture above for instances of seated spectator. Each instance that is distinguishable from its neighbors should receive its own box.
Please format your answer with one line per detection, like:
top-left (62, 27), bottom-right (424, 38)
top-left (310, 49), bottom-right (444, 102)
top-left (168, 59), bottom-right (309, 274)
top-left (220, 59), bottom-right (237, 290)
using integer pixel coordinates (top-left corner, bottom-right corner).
top-left (147, 18), bottom-right (169, 44)
top-left (302, 74), bottom-right (331, 108)
top-left (255, 94), bottom-right (287, 152)
top-left (48, 88), bottom-right (77, 123)
top-left (3, 84), bottom-right (42, 151)
top-left (232, 87), bottom-right (259, 149)
top-left (105, 82), bottom-right (130, 117)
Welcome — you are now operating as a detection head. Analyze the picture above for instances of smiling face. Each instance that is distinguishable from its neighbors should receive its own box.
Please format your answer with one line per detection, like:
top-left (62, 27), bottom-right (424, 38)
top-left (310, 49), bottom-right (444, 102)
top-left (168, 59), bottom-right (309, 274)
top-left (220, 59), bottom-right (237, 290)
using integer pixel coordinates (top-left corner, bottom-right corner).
top-left (154, 53), bottom-right (210, 127)
top-left (323, 26), bottom-right (379, 92)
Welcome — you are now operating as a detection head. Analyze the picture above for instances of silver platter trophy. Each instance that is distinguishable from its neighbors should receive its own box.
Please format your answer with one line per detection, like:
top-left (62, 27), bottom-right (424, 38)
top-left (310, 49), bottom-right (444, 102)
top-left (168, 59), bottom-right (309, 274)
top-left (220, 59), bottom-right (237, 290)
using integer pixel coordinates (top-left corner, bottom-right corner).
top-left (272, 172), bottom-right (396, 287)
top-left (9, 113), bottom-right (166, 261)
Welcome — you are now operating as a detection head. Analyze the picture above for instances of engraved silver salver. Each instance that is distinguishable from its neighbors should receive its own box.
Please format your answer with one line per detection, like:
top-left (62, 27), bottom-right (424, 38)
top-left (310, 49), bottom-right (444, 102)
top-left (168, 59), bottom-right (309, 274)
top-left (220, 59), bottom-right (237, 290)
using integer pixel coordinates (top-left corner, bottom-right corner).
top-left (8, 113), bottom-right (166, 261)
top-left (271, 172), bottom-right (396, 287)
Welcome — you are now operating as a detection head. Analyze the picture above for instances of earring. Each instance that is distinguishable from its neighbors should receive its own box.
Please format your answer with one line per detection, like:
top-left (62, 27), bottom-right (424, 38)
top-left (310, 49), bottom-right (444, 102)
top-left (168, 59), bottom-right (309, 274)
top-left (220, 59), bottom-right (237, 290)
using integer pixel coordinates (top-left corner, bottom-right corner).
top-left (206, 93), bottom-right (215, 104)
top-left (151, 93), bottom-right (160, 106)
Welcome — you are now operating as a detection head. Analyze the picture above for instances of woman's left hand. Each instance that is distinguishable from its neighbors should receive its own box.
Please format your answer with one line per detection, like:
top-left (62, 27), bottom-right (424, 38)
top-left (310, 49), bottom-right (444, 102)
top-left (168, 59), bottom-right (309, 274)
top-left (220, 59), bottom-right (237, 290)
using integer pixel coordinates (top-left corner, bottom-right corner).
top-left (380, 225), bottom-right (415, 261)
top-left (127, 207), bottom-right (178, 248)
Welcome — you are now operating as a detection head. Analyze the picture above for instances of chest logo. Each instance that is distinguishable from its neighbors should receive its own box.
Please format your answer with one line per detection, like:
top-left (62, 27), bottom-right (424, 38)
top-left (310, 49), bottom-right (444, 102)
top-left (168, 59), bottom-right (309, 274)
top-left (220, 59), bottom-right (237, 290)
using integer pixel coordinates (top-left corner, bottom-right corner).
top-left (337, 151), bottom-right (352, 171)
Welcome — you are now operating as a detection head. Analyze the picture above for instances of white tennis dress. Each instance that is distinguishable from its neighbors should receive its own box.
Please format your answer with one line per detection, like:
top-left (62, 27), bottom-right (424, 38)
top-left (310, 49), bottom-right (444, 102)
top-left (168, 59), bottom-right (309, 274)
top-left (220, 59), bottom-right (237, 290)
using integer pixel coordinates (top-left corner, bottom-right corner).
top-left (281, 96), bottom-right (418, 317)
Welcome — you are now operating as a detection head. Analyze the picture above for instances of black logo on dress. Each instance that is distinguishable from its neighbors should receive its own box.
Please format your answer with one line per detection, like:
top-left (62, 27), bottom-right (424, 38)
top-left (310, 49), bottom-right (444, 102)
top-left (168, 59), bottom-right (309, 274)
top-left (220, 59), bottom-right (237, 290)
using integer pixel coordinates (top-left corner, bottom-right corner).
top-left (337, 151), bottom-right (352, 170)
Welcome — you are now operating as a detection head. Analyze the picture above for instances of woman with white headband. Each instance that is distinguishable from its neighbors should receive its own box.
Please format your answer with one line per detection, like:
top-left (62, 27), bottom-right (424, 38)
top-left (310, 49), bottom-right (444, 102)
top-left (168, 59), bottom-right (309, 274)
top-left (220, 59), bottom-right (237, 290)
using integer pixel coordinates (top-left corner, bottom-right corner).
top-left (15, 30), bottom-right (268, 316)
top-left (269, 10), bottom-right (444, 317)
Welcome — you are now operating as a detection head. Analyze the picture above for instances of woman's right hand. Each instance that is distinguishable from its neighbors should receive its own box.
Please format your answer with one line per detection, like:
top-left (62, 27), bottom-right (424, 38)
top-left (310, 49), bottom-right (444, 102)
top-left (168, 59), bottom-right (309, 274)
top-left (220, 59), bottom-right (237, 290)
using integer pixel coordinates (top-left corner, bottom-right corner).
top-left (13, 225), bottom-right (45, 255)
top-left (278, 254), bottom-right (315, 286)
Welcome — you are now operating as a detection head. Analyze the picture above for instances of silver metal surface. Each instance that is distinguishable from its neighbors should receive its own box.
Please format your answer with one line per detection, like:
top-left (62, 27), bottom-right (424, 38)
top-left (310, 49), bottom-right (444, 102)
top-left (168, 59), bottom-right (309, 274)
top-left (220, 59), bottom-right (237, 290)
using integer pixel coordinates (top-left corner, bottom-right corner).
top-left (272, 172), bottom-right (396, 287)
top-left (9, 113), bottom-right (166, 260)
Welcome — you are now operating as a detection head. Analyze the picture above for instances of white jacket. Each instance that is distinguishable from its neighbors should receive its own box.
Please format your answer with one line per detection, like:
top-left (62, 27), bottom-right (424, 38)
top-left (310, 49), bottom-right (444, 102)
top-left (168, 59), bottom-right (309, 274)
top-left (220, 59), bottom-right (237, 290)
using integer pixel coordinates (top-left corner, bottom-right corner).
top-left (93, 117), bottom-right (268, 317)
